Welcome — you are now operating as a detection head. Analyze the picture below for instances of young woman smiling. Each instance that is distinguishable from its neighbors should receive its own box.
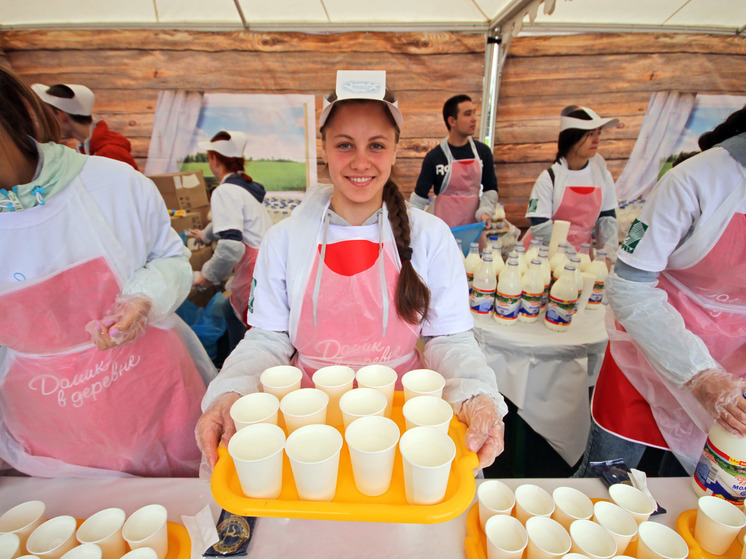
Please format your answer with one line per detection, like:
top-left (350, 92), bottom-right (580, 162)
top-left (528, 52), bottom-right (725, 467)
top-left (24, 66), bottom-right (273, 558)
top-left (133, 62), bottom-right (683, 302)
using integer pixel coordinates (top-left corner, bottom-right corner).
top-left (196, 71), bottom-right (508, 471)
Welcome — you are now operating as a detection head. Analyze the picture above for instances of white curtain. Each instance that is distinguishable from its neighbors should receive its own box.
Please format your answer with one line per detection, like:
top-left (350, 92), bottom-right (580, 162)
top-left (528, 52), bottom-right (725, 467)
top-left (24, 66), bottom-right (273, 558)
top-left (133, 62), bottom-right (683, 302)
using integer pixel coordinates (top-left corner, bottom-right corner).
top-left (615, 91), bottom-right (696, 202)
top-left (144, 90), bottom-right (204, 175)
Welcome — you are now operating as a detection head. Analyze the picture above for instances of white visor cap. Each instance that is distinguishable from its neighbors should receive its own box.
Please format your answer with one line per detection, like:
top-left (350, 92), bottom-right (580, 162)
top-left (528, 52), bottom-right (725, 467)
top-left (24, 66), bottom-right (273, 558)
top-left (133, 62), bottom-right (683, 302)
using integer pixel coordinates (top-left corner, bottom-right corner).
top-left (319, 70), bottom-right (403, 128)
top-left (31, 83), bottom-right (95, 117)
top-left (560, 106), bottom-right (619, 132)
top-left (198, 131), bottom-right (248, 158)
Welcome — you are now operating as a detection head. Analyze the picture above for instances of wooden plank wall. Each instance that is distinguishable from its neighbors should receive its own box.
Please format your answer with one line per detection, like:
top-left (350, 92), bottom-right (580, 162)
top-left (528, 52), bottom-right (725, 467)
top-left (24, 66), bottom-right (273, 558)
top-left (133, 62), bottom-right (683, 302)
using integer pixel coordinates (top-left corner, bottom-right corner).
top-left (2, 30), bottom-right (745, 228)
top-left (498, 33), bottom-right (746, 226)
top-left (1, 29), bottom-right (485, 194)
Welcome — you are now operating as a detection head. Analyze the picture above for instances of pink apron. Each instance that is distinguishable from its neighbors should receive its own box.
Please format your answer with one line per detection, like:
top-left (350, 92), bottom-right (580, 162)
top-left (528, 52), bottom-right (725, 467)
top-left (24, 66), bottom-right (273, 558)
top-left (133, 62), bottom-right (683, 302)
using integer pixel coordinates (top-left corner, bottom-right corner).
top-left (229, 243), bottom-right (259, 325)
top-left (433, 138), bottom-right (482, 228)
top-left (593, 212), bottom-right (746, 451)
top-left (0, 255), bottom-right (206, 477)
top-left (292, 235), bottom-right (421, 387)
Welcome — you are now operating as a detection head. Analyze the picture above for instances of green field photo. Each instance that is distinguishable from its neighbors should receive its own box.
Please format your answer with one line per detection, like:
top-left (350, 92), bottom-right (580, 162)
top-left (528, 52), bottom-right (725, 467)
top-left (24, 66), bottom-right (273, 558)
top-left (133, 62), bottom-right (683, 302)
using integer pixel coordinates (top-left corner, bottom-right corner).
top-left (181, 158), bottom-right (307, 191)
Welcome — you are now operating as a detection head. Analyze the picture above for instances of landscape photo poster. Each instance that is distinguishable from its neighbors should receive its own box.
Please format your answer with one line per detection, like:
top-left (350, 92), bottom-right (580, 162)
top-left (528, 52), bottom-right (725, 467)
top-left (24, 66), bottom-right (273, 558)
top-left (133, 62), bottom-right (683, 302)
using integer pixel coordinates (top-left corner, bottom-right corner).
top-left (181, 93), bottom-right (317, 192)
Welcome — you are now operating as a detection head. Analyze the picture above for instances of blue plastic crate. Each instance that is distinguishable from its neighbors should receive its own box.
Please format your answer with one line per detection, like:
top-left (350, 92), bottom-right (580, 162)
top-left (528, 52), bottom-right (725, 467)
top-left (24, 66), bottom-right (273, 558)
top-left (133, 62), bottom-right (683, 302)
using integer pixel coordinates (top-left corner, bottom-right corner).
top-left (450, 222), bottom-right (486, 257)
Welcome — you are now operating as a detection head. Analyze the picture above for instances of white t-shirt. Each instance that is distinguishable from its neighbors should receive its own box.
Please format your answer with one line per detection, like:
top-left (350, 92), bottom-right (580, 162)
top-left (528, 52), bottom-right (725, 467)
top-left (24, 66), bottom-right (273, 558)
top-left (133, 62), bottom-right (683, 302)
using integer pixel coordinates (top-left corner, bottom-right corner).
top-left (210, 180), bottom-right (272, 248)
top-left (618, 147), bottom-right (746, 273)
top-left (248, 203), bottom-right (473, 338)
top-left (526, 155), bottom-right (617, 220)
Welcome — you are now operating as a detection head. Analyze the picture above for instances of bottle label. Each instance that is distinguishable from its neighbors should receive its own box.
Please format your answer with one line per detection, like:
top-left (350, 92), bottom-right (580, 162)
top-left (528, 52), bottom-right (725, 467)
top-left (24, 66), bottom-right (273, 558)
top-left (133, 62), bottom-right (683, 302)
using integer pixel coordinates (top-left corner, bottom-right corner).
top-left (693, 436), bottom-right (746, 504)
top-left (519, 290), bottom-right (543, 318)
top-left (588, 280), bottom-right (605, 305)
top-left (470, 286), bottom-right (495, 314)
top-left (467, 272), bottom-right (474, 290)
top-left (545, 294), bottom-right (577, 326)
top-left (493, 291), bottom-right (520, 320)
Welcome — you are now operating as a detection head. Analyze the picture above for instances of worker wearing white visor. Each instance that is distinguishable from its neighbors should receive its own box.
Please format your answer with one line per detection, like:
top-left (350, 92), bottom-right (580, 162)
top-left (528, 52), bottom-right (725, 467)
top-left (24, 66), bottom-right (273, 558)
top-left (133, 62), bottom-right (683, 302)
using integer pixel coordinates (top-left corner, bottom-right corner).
top-left (196, 70), bottom-right (508, 472)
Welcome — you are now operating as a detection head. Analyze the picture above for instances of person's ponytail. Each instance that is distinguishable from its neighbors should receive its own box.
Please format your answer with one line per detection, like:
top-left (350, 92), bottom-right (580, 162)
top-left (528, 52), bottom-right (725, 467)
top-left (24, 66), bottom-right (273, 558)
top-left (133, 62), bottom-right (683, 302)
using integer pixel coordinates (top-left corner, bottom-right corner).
top-left (382, 179), bottom-right (430, 324)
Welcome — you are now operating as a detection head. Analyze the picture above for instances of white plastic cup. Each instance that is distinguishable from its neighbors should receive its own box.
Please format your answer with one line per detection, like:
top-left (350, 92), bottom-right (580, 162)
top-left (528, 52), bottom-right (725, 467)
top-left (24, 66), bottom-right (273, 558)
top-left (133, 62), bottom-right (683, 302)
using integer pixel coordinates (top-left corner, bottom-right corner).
top-left (485, 515), bottom-right (528, 559)
top-left (338, 388), bottom-right (387, 430)
top-left (17, 556), bottom-right (40, 559)
top-left (399, 426), bottom-right (456, 505)
top-left (312, 365), bottom-right (355, 427)
top-left (569, 519), bottom-right (616, 559)
top-left (0, 501), bottom-right (46, 554)
top-left (120, 549), bottom-right (157, 559)
top-left (26, 517), bottom-right (77, 559)
top-left (592, 500), bottom-right (638, 555)
top-left (636, 521), bottom-right (688, 559)
top-left (260, 365), bottom-right (303, 399)
top-left (228, 422), bottom-right (286, 500)
top-left (285, 424), bottom-right (343, 502)
top-left (695, 495), bottom-right (746, 555)
top-left (59, 545), bottom-right (101, 559)
top-left (515, 484), bottom-right (555, 524)
top-left (401, 369), bottom-right (445, 401)
top-left (525, 516), bottom-right (572, 559)
top-left (344, 415), bottom-right (400, 496)
top-left (0, 533), bottom-right (21, 559)
top-left (402, 395), bottom-right (453, 433)
top-left (279, 388), bottom-right (329, 434)
top-left (121, 505), bottom-right (168, 559)
top-left (355, 365), bottom-right (398, 417)
top-left (75, 508), bottom-right (127, 559)
top-left (230, 392), bottom-right (280, 430)
top-left (608, 484), bottom-right (656, 524)
top-left (551, 487), bottom-right (594, 530)
top-left (478, 480), bottom-right (516, 530)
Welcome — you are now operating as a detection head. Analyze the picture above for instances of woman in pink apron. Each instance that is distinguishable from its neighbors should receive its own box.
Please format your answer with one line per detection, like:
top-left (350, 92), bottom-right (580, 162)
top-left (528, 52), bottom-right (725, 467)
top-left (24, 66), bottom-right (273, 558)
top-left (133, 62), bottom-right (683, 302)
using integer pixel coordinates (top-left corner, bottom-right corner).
top-left (190, 131), bottom-right (273, 351)
top-left (524, 105), bottom-right (619, 258)
top-left (197, 71), bottom-right (508, 471)
top-left (0, 67), bottom-right (214, 478)
top-left (574, 107), bottom-right (746, 477)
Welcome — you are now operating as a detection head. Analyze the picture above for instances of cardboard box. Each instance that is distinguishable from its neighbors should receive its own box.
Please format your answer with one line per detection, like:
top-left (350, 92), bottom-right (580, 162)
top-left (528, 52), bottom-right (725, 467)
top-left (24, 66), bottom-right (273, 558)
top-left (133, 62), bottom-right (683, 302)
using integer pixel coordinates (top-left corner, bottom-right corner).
top-left (189, 246), bottom-right (213, 271)
top-left (148, 170), bottom-right (209, 211)
top-left (170, 211), bottom-right (203, 233)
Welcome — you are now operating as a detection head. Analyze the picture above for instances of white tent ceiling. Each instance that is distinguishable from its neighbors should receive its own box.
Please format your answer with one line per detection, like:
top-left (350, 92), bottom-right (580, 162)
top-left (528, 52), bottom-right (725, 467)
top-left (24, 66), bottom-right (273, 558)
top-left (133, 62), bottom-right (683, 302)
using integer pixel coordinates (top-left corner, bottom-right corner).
top-left (1, 0), bottom-right (744, 34)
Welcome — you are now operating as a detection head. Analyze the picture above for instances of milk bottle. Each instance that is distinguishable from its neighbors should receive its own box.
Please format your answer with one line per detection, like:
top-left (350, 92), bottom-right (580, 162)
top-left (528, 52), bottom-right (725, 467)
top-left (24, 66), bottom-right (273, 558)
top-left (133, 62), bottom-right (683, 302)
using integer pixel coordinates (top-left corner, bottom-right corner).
top-left (493, 260), bottom-right (522, 326)
top-left (550, 243), bottom-right (571, 279)
top-left (538, 251), bottom-right (552, 310)
top-left (470, 255), bottom-right (497, 315)
top-left (464, 242), bottom-right (481, 291)
top-left (578, 243), bottom-right (592, 272)
top-left (692, 421), bottom-right (746, 503)
top-left (545, 264), bottom-right (579, 332)
top-left (519, 258), bottom-right (544, 323)
top-left (586, 250), bottom-right (609, 309)
top-left (489, 234), bottom-right (503, 259)
top-left (566, 256), bottom-right (584, 312)
top-left (525, 239), bottom-right (542, 263)
top-left (487, 236), bottom-right (505, 277)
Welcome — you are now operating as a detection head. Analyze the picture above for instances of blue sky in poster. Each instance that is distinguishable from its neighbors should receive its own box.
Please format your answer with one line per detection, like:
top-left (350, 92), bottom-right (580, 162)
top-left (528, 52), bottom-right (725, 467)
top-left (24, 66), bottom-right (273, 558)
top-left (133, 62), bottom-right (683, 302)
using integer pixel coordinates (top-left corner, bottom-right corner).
top-left (191, 93), bottom-right (313, 163)
top-left (672, 95), bottom-right (746, 154)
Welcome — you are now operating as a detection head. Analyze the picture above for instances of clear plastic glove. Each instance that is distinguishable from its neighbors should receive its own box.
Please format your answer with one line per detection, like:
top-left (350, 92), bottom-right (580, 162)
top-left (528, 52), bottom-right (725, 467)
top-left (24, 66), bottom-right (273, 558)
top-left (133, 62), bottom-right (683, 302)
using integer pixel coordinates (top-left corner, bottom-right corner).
top-left (86, 295), bottom-right (152, 350)
top-left (188, 228), bottom-right (206, 245)
top-left (686, 368), bottom-right (746, 436)
top-left (195, 392), bottom-right (242, 469)
top-left (457, 393), bottom-right (506, 470)
top-left (192, 272), bottom-right (213, 289)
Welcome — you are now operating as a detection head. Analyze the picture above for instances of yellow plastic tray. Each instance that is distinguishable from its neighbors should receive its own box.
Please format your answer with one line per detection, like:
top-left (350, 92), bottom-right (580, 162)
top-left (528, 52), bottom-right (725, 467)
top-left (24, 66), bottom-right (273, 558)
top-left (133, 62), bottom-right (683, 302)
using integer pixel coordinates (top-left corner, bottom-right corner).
top-left (677, 508), bottom-right (744, 559)
top-left (74, 520), bottom-right (189, 559)
top-left (464, 498), bottom-right (640, 559)
top-left (211, 391), bottom-right (479, 523)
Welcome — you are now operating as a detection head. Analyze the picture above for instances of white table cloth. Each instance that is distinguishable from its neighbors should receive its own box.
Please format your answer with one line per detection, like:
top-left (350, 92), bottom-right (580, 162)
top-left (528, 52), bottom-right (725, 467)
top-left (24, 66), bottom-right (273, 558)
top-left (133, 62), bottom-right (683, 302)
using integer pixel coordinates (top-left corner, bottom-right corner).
top-left (473, 306), bottom-right (609, 465)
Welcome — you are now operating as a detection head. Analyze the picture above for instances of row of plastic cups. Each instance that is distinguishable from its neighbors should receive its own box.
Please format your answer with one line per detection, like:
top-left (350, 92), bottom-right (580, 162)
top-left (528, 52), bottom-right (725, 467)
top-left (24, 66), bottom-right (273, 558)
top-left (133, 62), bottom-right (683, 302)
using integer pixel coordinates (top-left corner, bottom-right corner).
top-left (478, 482), bottom-right (661, 557)
top-left (254, 365), bottom-right (446, 426)
top-left (229, 418), bottom-right (456, 505)
top-left (0, 502), bottom-right (168, 559)
top-left (232, 387), bottom-right (453, 435)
